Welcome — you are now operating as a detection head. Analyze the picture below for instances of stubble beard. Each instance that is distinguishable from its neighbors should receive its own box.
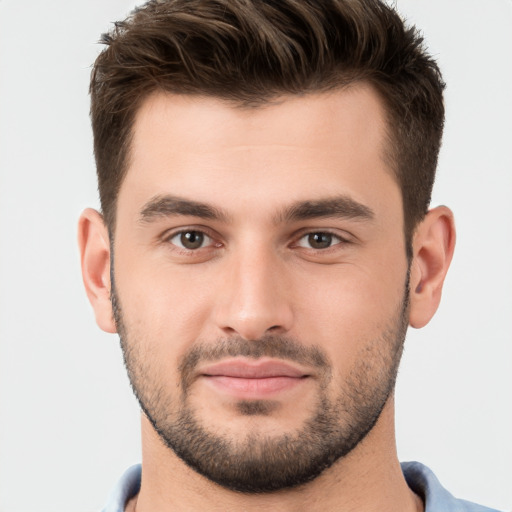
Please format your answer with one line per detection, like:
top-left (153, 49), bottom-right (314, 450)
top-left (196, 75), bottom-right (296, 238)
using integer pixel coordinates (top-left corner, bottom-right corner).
top-left (111, 277), bottom-right (409, 494)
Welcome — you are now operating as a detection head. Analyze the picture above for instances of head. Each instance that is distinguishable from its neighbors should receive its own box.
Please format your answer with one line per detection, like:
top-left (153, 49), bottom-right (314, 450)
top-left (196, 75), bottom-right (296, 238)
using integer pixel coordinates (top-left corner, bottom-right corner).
top-left (80, 0), bottom-right (455, 495)
top-left (90, 0), bottom-right (446, 252)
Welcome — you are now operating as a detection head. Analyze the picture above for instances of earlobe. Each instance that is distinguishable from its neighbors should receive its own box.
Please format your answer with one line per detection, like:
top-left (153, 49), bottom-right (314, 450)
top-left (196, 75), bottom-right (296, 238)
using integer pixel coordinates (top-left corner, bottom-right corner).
top-left (409, 206), bottom-right (456, 329)
top-left (78, 208), bottom-right (117, 333)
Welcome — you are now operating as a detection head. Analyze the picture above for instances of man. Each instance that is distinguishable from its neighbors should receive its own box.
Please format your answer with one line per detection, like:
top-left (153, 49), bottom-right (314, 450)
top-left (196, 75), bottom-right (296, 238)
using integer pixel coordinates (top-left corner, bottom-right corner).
top-left (77, 0), bottom-right (500, 511)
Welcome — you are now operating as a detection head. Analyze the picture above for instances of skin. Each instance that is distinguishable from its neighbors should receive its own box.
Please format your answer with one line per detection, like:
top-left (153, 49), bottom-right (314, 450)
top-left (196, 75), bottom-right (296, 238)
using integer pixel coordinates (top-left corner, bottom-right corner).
top-left (79, 85), bottom-right (455, 511)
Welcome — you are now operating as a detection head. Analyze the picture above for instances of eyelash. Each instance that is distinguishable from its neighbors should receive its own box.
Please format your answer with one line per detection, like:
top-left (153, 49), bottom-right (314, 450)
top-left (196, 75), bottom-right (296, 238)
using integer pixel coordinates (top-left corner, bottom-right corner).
top-left (164, 228), bottom-right (221, 252)
top-left (163, 227), bottom-right (351, 253)
top-left (294, 231), bottom-right (350, 251)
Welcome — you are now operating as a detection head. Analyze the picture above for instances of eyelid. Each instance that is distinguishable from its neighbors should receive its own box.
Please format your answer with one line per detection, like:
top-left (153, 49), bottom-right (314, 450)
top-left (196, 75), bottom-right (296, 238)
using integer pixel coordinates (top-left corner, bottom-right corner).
top-left (161, 225), bottom-right (222, 249)
top-left (170, 231), bottom-right (213, 249)
top-left (291, 228), bottom-right (354, 247)
top-left (296, 232), bottom-right (344, 249)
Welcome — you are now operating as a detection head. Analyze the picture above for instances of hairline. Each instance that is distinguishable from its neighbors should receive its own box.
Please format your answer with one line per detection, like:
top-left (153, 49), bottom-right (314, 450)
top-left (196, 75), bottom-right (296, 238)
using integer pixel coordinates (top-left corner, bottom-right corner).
top-left (106, 83), bottom-right (416, 261)
top-left (105, 79), bottom-right (411, 241)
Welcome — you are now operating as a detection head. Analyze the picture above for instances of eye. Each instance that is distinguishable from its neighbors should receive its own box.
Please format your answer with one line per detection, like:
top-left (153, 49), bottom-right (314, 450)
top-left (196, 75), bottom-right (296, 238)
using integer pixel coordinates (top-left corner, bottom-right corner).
top-left (296, 232), bottom-right (344, 250)
top-left (169, 230), bottom-right (213, 250)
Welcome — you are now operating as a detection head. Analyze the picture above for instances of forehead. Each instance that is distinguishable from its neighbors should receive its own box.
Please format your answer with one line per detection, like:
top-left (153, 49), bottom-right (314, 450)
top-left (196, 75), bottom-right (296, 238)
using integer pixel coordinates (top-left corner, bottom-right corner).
top-left (131, 85), bottom-right (389, 158)
top-left (120, 86), bottom-right (399, 221)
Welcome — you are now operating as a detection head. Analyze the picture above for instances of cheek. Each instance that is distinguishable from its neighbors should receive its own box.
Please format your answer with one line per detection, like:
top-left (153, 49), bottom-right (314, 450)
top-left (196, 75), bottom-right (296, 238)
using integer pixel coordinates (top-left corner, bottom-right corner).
top-left (114, 249), bottom-right (220, 348)
top-left (294, 260), bottom-right (407, 358)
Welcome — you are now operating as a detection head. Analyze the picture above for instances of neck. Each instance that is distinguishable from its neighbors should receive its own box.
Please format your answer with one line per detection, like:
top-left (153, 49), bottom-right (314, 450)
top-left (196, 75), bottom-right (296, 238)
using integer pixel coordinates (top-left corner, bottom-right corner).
top-left (129, 399), bottom-right (423, 512)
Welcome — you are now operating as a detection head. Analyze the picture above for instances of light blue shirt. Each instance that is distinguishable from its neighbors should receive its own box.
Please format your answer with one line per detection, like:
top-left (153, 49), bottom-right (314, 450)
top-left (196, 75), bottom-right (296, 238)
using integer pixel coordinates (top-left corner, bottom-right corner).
top-left (101, 461), bottom-right (502, 512)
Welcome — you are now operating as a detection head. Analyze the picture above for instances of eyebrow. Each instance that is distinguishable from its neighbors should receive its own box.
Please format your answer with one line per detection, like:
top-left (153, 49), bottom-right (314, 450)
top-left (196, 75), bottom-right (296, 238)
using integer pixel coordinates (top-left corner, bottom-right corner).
top-left (139, 194), bottom-right (374, 225)
top-left (276, 196), bottom-right (375, 223)
top-left (139, 195), bottom-right (230, 223)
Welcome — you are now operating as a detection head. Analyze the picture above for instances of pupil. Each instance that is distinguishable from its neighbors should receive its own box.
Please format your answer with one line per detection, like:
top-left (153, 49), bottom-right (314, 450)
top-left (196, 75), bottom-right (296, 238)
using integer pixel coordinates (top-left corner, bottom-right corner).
top-left (181, 231), bottom-right (203, 249)
top-left (309, 233), bottom-right (332, 249)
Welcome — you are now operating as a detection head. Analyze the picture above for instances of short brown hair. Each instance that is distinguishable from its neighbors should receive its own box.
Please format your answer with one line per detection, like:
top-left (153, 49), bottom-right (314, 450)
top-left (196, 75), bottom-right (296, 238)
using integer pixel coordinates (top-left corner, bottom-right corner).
top-left (90, 0), bottom-right (445, 250)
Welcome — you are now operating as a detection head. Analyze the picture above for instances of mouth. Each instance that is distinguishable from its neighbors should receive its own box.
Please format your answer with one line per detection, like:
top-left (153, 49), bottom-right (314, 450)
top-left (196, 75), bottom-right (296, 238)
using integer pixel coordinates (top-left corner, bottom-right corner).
top-left (198, 358), bottom-right (311, 399)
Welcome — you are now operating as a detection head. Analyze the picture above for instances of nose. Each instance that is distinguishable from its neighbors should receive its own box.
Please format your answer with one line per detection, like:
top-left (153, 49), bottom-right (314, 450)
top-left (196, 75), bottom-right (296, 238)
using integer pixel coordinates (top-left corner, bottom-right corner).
top-left (213, 245), bottom-right (294, 341)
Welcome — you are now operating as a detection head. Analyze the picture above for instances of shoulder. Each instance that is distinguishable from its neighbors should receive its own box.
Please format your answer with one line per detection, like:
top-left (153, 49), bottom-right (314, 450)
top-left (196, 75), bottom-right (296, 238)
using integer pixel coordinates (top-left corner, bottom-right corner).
top-left (401, 461), bottom-right (503, 512)
top-left (101, 464), bottom-right (141, 512)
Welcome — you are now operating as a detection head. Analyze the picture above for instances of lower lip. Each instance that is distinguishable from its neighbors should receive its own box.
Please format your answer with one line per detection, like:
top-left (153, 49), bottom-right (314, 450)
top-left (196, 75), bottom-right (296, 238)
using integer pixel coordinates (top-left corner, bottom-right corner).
top-left (203, 375), bottom-right (306, 398)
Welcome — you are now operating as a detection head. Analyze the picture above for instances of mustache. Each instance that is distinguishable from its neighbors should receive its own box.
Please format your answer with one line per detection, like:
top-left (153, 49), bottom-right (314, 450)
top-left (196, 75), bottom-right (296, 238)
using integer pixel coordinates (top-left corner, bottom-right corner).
top-left (178, 335), bottom-right (331, 390)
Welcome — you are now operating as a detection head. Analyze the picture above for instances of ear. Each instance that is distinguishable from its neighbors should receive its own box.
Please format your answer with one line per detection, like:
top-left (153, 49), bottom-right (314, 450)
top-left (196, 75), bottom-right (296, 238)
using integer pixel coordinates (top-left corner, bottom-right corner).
top-left (78, 208), bottom-right (116, 333)
top-left (409, 206), bottom-right (456, 329)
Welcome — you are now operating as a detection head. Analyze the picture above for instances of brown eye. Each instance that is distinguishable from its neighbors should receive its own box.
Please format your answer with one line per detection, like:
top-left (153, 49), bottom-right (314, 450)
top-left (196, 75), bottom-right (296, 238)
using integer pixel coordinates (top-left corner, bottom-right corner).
top-left (297, 232), bottom-right (344, 250)
top-left (170, 230), bottom-right (210, 250)
top-left (308, 233), bottom-right (332, 249)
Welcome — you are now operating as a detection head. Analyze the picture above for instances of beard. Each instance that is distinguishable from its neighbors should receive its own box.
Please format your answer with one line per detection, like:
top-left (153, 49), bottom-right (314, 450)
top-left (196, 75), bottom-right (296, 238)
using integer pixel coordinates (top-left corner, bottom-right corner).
top-left (111, 275), bottom-right (409, 494)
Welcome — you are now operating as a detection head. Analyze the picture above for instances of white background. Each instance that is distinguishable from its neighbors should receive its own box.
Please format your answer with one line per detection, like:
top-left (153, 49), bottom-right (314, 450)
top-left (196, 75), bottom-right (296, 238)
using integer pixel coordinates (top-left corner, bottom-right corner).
top-left (0, 1), bottom-right (511, 511)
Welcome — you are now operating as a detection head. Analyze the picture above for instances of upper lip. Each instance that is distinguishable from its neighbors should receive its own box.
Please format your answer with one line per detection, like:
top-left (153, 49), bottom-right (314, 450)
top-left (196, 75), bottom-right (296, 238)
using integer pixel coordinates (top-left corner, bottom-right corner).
top-left (199, 358), bottom-right (309, 379)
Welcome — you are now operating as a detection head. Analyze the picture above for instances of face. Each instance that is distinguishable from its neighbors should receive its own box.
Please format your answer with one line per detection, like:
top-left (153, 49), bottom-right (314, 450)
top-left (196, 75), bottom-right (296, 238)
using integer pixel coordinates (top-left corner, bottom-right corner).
top-left (111, 86), bottom-right (411, 492)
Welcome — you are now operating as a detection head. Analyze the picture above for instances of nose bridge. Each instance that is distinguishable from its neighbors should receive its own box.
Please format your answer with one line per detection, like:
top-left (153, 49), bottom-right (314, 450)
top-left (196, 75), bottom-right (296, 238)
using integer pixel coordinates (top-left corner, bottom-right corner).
top-left (215, 239), bottom-right (293, 340)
